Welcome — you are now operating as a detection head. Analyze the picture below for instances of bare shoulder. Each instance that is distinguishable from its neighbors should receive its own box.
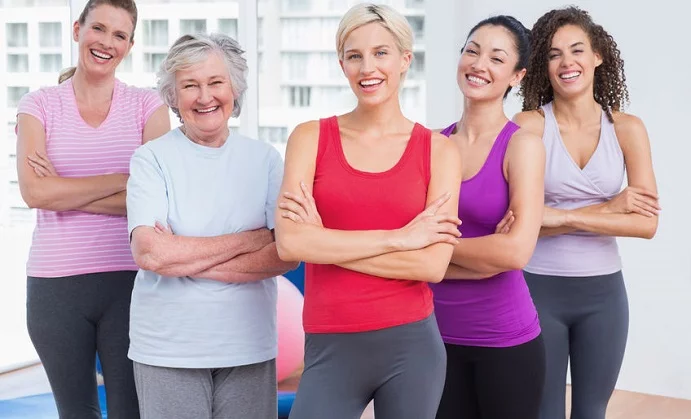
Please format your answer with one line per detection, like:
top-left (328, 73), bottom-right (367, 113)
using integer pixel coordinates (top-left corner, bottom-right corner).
top-left (612, 111), bottom-right (648, 142)
top-left (507, 127), bottom-right (545, 161)
top-left (512, 110), bottom-right (545, 138)
top-left (285, 119), bottom-right (321, 151)
top-left (430, 131), bottom-right (461, 167)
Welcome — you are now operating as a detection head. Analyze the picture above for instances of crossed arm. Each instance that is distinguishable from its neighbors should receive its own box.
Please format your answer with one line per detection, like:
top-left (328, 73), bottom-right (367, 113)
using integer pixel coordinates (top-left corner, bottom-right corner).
top-left (274, 121), bottom-right (463, 283)
top-left (443, 129), bottom-right (546, 280)
top-left (130, 225), bottom-right (297, 283)
top-left (513, 111), bottom-right (659, 240)
top-left (16, 105), bottom-right (170, 215)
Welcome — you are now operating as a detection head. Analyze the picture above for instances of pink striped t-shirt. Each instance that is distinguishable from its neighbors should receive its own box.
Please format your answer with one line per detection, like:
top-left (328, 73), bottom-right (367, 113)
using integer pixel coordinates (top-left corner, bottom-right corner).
top-left (17, 78), bottom-right (164, 278)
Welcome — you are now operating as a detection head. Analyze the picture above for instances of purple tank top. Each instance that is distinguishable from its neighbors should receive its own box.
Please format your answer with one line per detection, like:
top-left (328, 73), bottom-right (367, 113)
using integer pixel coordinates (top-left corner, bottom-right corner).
top-left (430, 121), bottom-right (541, 348)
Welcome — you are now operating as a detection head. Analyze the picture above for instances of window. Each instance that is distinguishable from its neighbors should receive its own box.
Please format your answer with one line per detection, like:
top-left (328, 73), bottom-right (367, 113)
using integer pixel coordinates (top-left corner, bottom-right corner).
top-left (142, 20), bottom-right (169, 47)
top-left (7, 86), bottom-right (29, 107)
top-left (282, 52), bottom-right (308, 81)
top-left (118, 54), bottom-right (133, 72)
top-left (144, 53), bottom-right (166, 73)
top-left (7, 54), bottom-right (29, 72)
top-left (405, 0), bottom-right (425, 8)
top-left (6, 23), bottom-right (28, 47)
top-left (407, 16), bottom-right (424, 42)
top-left (409, 52), bottom-right (425, 80)
top-left (284, 86), bottom-right (311, 107)
top-left (39, 22), bottom-right (62, 47)
top-left (218, 19), bottom-right (238, 39)
top-left (40, 54), bottom-right (62, 72)
top-left (282, 0), bottom-right (310, 12)
top-left (180, 19), bottom-right (206, 36)
top-left (258, 126), bottom-right (288, 145)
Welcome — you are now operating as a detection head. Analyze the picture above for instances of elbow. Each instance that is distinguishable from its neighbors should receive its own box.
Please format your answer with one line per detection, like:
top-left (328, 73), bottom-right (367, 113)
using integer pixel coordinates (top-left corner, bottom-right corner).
top-left (505, 239), bottom-right (535, 271)
top-left (275, 232), bottom-right (303, 263)
top-left (133, 250), bottom-right (160, 272)
top-left (640, 221), bottom-right (658, 240)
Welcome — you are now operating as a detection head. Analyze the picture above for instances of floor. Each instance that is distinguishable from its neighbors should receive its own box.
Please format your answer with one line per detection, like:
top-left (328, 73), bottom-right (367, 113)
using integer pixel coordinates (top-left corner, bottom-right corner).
top-left (2, 364), bottom-right (690, 419)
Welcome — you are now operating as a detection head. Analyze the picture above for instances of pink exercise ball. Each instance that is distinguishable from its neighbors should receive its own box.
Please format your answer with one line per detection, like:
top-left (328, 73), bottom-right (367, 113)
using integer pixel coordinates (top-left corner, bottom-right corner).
top-left (277, 276), bottom-right (305, 382)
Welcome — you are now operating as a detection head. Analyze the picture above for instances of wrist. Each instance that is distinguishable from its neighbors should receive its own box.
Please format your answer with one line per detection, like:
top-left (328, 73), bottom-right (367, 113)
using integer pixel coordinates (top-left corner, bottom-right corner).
top-left (387, 229), bottom-right (405, 252)
top-left (563, 209), bottom-right (576, 227)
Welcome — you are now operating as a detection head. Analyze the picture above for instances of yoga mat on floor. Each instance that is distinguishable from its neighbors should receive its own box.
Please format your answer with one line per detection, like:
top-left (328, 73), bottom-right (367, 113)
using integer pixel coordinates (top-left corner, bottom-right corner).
top-left (0, 385), bottom-right (296, 418)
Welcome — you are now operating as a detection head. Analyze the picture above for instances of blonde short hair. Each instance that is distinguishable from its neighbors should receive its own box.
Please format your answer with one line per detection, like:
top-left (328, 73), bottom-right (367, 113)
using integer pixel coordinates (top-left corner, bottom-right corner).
top-left (335, 3), bottom-right (414, 61)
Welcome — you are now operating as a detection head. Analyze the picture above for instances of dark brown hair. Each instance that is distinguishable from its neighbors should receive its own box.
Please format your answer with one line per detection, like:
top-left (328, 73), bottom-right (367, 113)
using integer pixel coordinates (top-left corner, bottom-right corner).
top-left (520, 6), bottom-right (629, 122)
top-left (59, 0), bottom-right (138, 83)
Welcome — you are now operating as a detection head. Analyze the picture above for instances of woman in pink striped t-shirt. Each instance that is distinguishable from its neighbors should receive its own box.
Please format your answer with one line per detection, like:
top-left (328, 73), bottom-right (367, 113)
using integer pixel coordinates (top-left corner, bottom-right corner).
top-left (15, 0), bottom-right (169, 417)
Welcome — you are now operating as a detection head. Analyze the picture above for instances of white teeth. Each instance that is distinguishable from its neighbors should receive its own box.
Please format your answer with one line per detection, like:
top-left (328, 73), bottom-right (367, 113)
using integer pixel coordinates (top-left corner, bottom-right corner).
top-left (91, 50), bottom-right (112, 60)
top-left (560, 71), bottom-right (580, 79)
top-left (360, 79), bottom-right (382, 86)
top-left (467, 75), bottom-right (489, 85)
top-left (196, 106), bottom-right (218, 113)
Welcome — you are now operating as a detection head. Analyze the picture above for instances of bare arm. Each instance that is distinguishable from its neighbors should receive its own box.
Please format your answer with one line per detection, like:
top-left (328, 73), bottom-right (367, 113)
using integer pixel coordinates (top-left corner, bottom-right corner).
top-left (336, 134), bottom-right (464, 283)
top-left (275, 121), bottom-right (454, 264)
top-left (547, 115), bottom-right (659, 239)
top-left (130, 226), bottom-right (273, 277)
top-left (17, 114), bottom-right (128, 210)
top-left (195, 242), bottom-right (299, 283)
top-left (444, 264), bottom-right (498, 280)
top-left (450, 130), bottom-right (546, 273)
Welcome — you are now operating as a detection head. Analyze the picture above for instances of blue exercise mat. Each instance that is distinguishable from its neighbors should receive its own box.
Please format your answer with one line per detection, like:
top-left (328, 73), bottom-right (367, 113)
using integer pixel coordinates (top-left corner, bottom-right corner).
top-left (0, 386), bottom-right (296, 418)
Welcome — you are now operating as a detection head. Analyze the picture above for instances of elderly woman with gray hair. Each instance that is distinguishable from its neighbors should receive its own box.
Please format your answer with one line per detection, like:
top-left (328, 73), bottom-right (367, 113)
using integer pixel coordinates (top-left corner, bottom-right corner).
top-left (126, 33), bottom-right (297, 419)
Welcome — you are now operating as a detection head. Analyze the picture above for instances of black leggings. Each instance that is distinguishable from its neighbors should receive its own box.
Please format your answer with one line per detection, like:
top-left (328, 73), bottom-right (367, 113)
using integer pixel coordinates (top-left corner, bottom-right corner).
top-left (27, 271), bottom-right (139, 419)
top-left (436, 335), bottom-right (545, 419)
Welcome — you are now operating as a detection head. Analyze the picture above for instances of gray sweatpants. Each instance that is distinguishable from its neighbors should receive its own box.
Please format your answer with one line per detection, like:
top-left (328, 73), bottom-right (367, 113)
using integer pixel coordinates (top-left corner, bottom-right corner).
top-left (288, 314), bottom-right (446, 419)
top-left (525, 271), bottom-right (628, 419)
top-left (133, 359), bottom-right (277, 419)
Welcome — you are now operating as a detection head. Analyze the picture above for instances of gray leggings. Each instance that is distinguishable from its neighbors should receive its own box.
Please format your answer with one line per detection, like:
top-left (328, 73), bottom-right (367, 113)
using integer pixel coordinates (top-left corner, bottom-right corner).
top-left (289, 314), bottom-right (446, 419)
top-left (525, 271), bottom-right (628, 419)
top-left (27, 272), bottom-right (139, 419)
top-left (133, 359), bottom-right (277, 419)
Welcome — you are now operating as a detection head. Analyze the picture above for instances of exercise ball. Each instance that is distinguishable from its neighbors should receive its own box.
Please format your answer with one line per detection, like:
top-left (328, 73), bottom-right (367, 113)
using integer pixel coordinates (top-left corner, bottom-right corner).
top-left (277, 276), bottom-right (305, 382)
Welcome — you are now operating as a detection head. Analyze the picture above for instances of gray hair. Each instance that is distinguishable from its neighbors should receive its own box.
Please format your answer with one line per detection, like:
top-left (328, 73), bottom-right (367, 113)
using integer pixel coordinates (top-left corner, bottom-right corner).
top-left (157, 33), bottom-right (248, 121)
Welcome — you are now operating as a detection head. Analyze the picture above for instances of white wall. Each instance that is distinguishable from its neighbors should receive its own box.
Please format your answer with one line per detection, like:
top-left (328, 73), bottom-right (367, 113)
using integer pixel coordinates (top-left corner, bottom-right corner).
top-left (427, 0), bottom-right (691, 400)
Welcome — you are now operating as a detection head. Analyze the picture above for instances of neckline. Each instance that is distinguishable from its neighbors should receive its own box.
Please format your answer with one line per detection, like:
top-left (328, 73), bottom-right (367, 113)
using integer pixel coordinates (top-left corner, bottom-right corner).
top-left (177, 127), bottom-right (232, 156)
top-left (67, 78), bottom-right (120, 130)
top-left (446, 120), bottom-right (514, 184)
top-left (332, 116), bottom-right (421, 178)
top-left (546, 102), bottom-right (605, 172)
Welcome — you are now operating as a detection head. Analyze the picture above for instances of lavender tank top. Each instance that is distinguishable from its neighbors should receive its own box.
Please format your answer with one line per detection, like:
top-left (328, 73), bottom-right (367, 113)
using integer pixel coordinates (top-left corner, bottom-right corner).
top-left (525, 102), bottom-right (625, 277)
top-left (430, 121), bottom-right (541, 348)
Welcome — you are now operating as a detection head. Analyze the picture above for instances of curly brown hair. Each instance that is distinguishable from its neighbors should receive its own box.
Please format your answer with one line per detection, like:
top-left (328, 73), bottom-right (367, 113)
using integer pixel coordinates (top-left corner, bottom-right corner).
top-left (519, 6), bottom-right (628, 122)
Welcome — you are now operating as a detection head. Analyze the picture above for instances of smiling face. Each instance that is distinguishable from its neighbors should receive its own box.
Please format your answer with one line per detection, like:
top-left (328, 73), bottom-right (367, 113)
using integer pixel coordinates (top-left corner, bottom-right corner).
top-left (73, 4), bottom-right (134, 79)
top-left (175, 51), bottom-right (235, 145)
top-left (457, 24), bottom-right (525, 102)
top-left (339, 22), bottom-right (411, 107)
top-left (547, 24), bottom-right (602, 100)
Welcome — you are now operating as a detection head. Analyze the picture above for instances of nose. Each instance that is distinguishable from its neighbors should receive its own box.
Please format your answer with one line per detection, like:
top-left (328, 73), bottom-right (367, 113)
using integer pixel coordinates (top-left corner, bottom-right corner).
top-left (197, 85), bottom-right (213, 104)
top-left (470, 54), bottom-right (488, 72)
top-left (360, 55), bottom-right (375, 75)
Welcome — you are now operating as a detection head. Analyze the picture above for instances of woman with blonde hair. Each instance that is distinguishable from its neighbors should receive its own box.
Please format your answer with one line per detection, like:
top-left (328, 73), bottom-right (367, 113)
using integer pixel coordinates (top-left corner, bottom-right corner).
top-left (276, 3), bottom-right (462, 419)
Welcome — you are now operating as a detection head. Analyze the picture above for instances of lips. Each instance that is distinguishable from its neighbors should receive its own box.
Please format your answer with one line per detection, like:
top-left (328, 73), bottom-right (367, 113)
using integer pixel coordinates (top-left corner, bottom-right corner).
top-left (559, 71), bottom-right (581, 80)
top-left (466, 74), bottom-right (490, 86)
top-left (359, 78), bottom-right (383, 87)
top-left (90, 49), bottom-right (112, 60)
top-left (195, 106), bottom-right (219, 114)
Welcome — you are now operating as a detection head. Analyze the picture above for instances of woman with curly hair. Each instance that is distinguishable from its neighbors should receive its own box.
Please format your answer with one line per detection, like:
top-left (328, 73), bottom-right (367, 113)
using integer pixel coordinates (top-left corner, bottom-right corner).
top-left (514, 6), bottom-right (660, 419)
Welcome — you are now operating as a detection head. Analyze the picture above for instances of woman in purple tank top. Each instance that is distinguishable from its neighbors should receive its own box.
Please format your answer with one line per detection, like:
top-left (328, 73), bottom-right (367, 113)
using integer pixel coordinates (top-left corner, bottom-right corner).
top-left (515, 7), bottom-right (660, 419)
top-left (431, 16), bottom-right (546, 419)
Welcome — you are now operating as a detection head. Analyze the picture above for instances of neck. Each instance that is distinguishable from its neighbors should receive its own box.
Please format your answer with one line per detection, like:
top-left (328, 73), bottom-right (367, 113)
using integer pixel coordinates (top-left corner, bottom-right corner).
top-left (71, 66), bottom-right (116, 104)
top-left (457, 96), bottom-right (509, 142)
top-left (552, 90), bottom-right (601, 127)
top-left (181, 125), bottom-right (229, 148)
top-left (350, 93), bottom-right (407, 134)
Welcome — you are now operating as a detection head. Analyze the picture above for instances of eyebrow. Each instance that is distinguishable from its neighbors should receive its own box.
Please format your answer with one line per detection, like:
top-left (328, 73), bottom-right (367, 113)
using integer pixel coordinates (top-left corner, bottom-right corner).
top-left (344, 44), bottom-right (391, 54)
top-left (178, 76), bottom-right (226, 83)
top-left (468, 41), bottom-right (508, 55)
top-left (549, 41), bottom-right (585, 51)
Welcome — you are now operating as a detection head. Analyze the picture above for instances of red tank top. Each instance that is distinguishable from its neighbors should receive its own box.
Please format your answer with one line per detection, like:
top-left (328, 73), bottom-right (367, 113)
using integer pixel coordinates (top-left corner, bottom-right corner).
top-left (303, 116), bottom-right (435, 333)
